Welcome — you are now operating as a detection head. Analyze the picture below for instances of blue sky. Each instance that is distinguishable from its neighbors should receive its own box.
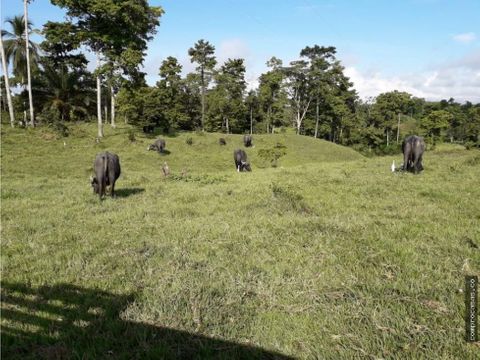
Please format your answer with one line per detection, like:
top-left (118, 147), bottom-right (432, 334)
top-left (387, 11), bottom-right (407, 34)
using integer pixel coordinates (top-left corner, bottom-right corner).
top-left (2, 0), bottom-right (480, 101)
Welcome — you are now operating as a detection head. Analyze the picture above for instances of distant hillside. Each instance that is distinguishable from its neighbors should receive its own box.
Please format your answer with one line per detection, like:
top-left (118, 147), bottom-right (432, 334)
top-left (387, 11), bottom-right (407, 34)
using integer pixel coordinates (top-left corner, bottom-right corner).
top-left (1, 123), bottom-right (363, 177)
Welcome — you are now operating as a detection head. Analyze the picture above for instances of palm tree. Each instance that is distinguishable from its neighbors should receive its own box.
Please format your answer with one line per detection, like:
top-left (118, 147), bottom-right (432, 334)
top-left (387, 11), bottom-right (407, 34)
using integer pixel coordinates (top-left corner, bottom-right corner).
top-left (36, 62), bottom-right (95, 123)
top-left (0, 30), bottom-right (15, 127)
top-left (2, 15), bottom-right (40, 125)
top-left (24, 0), bottom-right (35, 126)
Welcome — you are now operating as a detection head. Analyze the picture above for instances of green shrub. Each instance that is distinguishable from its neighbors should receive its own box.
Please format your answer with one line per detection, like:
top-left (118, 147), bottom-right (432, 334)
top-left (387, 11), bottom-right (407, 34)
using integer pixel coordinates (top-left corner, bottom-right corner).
top-left (49, 122), bottom-right (69, 137)
top-left (464, 141), bottom-right (478, 150)
top-left (127, 129), bottom-right (136, 142)
top-left (258, 142), bottom-right (287, 167)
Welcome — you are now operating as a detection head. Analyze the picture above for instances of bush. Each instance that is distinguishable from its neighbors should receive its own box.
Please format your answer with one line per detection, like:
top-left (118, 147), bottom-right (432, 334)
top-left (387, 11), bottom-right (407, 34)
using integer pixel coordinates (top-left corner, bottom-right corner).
top-left (258, 142), bottom-right (287, 167)
top-left (48, 122), bottom-right (69, 137)
top-left (127, 129), bottom-right (136, 143)
top-left (374, 143), bottom-right (401, 156)
top-left (353, 143), bottom-right (401, 157)
top-left (464, 141), bottom-right (479, 150)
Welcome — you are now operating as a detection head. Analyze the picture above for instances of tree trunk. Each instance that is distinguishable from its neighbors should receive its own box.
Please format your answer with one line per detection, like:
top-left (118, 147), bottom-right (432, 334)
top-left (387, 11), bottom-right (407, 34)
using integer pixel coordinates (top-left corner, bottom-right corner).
top-left (396, 113), bottom-right (401, 143)
top-left (225, 117), bottom-right (229, 134)
top-left (24, 0), bottom-right (34, 126)
top-left (96, 53), bottom-right (103, 138)
top-left (104, 102), bottom-right (108, 124)
top-left (386, 129), bottom-right (389, 146)
top-left (250, 106), bottom-right (253, 135)
top-left (267, 105), bottom-right (271, 134)
top-left (0, 34), bottom-right (15, 127)
top-left (314, 98), bottom-right (319, 138)
top-left (111, 85), bottom-right (116, 128)
top-left (296, 109), bottom-right (300, 134)
top-left (200, 67), bottom-right (205, 131)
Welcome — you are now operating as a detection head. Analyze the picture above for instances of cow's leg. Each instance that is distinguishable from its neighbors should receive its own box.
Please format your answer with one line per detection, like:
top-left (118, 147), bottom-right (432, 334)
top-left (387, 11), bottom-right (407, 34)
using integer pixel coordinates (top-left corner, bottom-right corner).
top-left (414, 152), bottom-right (423, 173)
top-left (98, 174), bottom-right (106, 199)
top-left (403, 146), bottom-right (410, 171)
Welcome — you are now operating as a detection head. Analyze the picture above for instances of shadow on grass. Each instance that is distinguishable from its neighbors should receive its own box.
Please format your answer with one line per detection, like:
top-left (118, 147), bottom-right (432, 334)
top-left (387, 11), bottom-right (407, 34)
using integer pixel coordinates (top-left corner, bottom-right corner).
top-left (1, 282), bottom-right (294, 359)
top-left (146, 148), bottom-right (172, 155)
top-left (114, 188), bottom-right (145, 198)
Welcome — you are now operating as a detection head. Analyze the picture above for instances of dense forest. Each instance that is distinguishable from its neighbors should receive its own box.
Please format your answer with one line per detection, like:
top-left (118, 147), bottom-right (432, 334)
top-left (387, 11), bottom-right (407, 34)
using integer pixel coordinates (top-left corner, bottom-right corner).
top-left (1, 1), bottom-right (479, 154)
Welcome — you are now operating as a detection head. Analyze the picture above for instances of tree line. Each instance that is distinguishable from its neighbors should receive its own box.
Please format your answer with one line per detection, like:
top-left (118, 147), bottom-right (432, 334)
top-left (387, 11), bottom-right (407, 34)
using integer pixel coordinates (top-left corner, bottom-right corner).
top-left (1, 1), bottom-right (479, 153)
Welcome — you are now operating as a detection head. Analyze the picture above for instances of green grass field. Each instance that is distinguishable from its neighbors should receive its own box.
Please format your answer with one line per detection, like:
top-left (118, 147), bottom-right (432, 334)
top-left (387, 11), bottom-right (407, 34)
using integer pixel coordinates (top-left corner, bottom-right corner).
top-left (1, 123), bottom-right (479, 359)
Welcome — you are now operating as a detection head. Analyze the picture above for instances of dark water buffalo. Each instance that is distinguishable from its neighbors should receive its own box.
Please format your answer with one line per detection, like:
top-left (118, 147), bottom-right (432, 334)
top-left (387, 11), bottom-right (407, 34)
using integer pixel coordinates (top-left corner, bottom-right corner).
top-left (148, 138), bottom-right (166, 153)
top-left (143, 125), bottom-right (154, 134)
top-left (234, 149), bottom-right (251, 172)
top-left (402, 135), bottom-right (425, 173)
top-left (219, 138), bottom-right (227, 145)
top-left (90, 152), bottom-right (121, 199)
top-left (243, 135), bottom-right (252, 147)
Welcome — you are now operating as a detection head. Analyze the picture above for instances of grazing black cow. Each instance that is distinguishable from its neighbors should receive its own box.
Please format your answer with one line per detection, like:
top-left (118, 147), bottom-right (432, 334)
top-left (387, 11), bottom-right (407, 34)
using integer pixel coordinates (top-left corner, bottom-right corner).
top-left (402, 135), bottom-right (425, 173)
top-left (148, 138), bottom-right (166, 153)
top-left (90, 152), bottom-right (121, 199)
top-left (143, 125), bottom-right (154, 134)
top-left (243, 135), bottom-right (252, 147)
top-left (234, 149), bottom-right (251, 172)
top-left (219, 138), bottom-right (227, 145)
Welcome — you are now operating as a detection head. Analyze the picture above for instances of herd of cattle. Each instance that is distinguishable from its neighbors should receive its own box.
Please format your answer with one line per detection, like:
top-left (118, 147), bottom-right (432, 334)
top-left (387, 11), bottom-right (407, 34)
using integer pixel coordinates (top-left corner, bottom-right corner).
top-left (90, 134), bottom-right (426, 199)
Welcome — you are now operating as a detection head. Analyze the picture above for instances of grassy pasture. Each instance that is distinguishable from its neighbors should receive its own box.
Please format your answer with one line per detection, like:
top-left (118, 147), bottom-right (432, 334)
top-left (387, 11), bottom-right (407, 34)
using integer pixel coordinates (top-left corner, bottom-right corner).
top-left (1, 123), bottom-right (479, 359)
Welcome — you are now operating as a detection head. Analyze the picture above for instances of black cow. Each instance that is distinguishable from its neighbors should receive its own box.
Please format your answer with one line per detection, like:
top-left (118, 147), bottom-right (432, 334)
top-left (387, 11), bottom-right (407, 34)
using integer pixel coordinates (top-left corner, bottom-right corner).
top-left (243, 135), bottom-right (253, 147)
top-left (402, 135), bottom-right (425, 173)
top-left (219, 138), bottom-right (227, 145)
top-left (90, 152), bottom-right (121, 199)
top-left (143, 125), bottom-right (154, 134)
top-left (148, 138), bottom-right (166, 153)
top-left (234, 149), bottom-right (251, 172)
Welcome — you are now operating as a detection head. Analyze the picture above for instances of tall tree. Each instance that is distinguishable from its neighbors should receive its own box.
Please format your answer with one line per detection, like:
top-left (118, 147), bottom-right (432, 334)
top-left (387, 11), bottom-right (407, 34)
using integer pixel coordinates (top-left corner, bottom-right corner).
top-left (3, 16), bottom-right (39, 81)
top-left (156, 56), bottom-right (189, 130)
top-left (207, 58), bottom-right (246, 132)
top-left (0, 30), bottom-right (15, 127)
top-left (188, 39), bottom-right (216, 130)
top-left (41, 21), bottom-right (86, 70)
top-left (245, 90), bottom-right (259, 135)
top-left (50, 0), bottom-right (163, 137)
top-left (24, 0), bottom-right (34, 126)
top-left (284, 59), bottom-right (312, 134)
top-left (300, 46), bottom-right (336, 138)
top-left (421, 110), bottom-right (452, 145)
top-left (258, 57), bottom-right (286, 133)
top-left (2, 15), bottom-right (39, 125)
top-left (373, 91), bottom-right (413, 145)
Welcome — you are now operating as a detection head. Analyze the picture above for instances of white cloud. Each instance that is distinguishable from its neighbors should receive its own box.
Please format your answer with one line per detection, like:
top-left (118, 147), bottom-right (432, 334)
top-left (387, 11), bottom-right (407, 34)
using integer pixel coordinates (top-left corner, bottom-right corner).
top-left (344, 67), bottom-right (421, 99)
top-left (452, 32), bottom-right (476, 44)
top-left (217, 38), bottom-right (259, 91)
top-left (217, 38), bottom-right (251, 65)
top-left (345, 49), bottom-right (480, 103)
